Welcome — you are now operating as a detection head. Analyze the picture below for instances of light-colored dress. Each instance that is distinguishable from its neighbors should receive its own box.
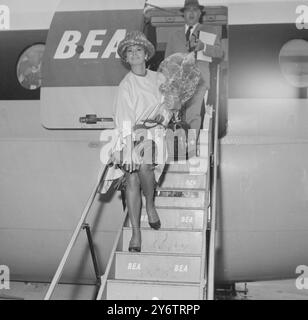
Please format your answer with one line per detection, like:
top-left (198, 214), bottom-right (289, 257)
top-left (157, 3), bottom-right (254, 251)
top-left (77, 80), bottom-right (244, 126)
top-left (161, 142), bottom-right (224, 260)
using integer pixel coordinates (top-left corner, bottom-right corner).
top-left (100, 69), bottom-right (167, 193)
top-left (115, 70), bottom-right (162, 135)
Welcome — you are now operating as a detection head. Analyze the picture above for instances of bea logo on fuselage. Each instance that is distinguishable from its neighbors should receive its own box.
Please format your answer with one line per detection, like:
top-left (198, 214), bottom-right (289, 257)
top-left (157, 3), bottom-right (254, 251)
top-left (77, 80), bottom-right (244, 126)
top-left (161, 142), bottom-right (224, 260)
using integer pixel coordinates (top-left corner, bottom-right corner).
top-left (54, 29), bottom-right (126, 60)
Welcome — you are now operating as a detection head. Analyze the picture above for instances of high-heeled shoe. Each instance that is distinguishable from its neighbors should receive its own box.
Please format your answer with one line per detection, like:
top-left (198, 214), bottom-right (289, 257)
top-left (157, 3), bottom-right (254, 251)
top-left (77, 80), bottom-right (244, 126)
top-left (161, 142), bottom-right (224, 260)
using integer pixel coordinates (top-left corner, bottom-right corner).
top-left (128, 228), bottom-right (141, 252)
top-left (149, 219), bottom-right (161, 230)
top-left (147, 208), bottom-right (161, 230)
top-left (128, 245), bottom-right (141, 252)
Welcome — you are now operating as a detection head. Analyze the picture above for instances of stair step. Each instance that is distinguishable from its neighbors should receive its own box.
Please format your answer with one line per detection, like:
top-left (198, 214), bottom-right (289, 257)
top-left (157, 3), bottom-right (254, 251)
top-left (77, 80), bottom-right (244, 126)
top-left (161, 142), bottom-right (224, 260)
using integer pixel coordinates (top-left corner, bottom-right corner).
top-left (165, 157), bottom-right (208, 173)
top-left (122, 228), bottom-right (203, 254)
top-left (143, 190), bottom-right (206, 208)
top-left (160, 172), bottom-right (206, 189)
top-left (166, 129), bottom-right (209, 149)
top-left (128, 208), bottom-right (205, 229)
top-left (115, 252), bottom-right (201, 283)
top-left (107, 280), bottom-right (201, 300)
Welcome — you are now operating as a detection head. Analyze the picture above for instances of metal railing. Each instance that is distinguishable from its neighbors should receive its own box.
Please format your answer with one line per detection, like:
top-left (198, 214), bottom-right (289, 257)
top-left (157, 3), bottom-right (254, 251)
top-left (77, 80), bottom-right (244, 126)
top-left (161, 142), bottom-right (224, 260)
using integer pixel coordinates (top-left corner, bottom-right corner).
top-left (207, 64), bottom-right (221, 300)
top-left (44, 164), bottom-right (109, 300)
top-left (198, 93), bottom-right (214, 300)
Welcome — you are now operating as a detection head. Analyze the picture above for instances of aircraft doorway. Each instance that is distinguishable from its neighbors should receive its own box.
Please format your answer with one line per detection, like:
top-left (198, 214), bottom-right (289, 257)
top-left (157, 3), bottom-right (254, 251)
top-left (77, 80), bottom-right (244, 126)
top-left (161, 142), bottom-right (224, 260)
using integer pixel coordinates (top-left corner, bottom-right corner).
top-left (143, 5), bottom-right (228, 137)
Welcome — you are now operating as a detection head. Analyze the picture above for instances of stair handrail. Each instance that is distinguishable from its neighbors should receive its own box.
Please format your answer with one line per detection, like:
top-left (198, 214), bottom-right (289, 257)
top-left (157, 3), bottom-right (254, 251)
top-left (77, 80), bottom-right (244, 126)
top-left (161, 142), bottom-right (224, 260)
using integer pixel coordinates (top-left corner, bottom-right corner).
top-left (44, 163), bottom-right (109, 300)
top-left (207, 63), bottom-right (221, 300)
top-left (198, 92), bottom-right (214, 300)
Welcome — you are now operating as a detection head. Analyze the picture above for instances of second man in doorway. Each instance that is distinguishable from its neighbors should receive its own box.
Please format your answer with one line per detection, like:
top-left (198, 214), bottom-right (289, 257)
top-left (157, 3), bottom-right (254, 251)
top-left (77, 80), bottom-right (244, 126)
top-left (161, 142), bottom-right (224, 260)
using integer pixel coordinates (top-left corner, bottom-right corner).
top-left (165, 0), bottom-right (223, 137)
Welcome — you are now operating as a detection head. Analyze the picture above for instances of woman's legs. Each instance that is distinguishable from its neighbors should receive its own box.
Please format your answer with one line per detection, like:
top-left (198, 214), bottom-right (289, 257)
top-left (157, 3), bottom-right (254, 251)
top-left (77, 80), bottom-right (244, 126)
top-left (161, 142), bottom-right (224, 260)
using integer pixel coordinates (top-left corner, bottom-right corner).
top-left (138, 164), bottom-right (161, 229)
top-left (125, 172), bottom-right (142, 251)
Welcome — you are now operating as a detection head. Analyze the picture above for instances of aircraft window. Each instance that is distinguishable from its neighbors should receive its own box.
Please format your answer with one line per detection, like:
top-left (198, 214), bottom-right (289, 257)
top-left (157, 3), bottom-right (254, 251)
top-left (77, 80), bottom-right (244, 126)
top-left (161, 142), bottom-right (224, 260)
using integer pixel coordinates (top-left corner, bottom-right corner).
top-left (279, 39), bottom-right (308, 89)
top-left (16, 44), bottom-right (45, 90)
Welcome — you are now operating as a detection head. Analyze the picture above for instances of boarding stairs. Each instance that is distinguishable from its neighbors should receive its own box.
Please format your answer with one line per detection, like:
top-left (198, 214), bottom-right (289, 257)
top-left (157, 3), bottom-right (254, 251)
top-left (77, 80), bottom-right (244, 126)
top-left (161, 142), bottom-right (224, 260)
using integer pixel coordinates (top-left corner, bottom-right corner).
top-left (97, 63), bottom-right (221, 300)
top-left (44, 121), bottom-right (218, 300)
top-left (44, 66), bottom-right (220, 301)
top-left (97, 131), bottom-right (212, 300)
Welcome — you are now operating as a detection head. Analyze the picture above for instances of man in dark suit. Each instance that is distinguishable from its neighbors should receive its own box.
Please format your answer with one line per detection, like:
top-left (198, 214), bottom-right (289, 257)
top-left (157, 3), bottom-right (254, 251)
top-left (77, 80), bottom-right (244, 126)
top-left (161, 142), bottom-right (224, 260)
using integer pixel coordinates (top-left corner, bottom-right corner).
top-left (165, 0), bottom-right (223, 137)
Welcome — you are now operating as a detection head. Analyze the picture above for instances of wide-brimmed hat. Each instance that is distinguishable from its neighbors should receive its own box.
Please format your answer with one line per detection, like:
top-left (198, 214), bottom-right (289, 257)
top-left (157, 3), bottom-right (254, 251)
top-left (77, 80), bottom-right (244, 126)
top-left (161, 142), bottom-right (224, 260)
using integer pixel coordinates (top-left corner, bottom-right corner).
top-left (180, 0), bottom-right (204, 13)
top-left (117, 31), bottom-right (155, 61)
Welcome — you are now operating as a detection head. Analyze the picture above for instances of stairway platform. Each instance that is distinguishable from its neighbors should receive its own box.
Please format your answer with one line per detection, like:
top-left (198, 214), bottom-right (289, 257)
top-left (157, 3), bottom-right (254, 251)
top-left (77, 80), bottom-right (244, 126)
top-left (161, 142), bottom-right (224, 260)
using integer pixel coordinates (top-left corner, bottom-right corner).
top-left (106, 279), bottom-right (201, 300)
top-left (143, 190), bottom-right (207, 208)
top-left (160, 172), bottom-right (206, 189)
top-left (115, 251), bottom-right (201, 283)
top-left (122, 227), bottom-right (203, 254)
top-left (165, 157), bottom-right (208, 173)
top-left (128, 208), bottom-right (205, 230)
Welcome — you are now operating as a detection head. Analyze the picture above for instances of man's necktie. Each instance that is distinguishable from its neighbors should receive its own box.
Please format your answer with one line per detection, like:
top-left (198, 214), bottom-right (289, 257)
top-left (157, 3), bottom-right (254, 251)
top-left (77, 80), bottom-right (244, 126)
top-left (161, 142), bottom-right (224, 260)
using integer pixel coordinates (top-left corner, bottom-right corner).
top-left (185, 26), bottom-right (193, 52)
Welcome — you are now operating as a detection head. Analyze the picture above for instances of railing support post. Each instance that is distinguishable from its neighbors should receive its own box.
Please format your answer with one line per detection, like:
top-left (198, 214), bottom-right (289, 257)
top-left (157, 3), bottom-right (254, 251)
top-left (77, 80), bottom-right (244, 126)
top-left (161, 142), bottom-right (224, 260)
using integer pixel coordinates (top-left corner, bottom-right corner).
top-left (82, 223), bottom-right (101, 284)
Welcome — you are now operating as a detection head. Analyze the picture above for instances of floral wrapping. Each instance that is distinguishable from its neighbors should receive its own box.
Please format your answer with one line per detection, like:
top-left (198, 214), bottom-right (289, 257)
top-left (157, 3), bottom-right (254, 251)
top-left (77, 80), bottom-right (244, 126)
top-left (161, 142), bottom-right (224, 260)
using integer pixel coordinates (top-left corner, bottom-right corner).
top-left (156, 52), bottom-right (201, 117)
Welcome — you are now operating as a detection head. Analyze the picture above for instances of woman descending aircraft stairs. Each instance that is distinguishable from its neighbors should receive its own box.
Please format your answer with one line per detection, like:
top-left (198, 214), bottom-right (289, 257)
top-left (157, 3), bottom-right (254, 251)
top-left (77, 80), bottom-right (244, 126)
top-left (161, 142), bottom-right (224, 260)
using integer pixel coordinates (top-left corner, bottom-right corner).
top-left (43, 62), bottom-right (219, 301)
top-left (94, 32), bottom-right (221, 299)
top-left (44, 38), bottom-right (220, 301)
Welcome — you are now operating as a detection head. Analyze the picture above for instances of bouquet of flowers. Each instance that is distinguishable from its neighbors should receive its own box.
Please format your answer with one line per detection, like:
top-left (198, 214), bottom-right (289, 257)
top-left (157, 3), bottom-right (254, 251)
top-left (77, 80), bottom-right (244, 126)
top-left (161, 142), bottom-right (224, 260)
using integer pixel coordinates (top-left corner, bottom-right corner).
top-left (149, 52), bottom-right (201, 127)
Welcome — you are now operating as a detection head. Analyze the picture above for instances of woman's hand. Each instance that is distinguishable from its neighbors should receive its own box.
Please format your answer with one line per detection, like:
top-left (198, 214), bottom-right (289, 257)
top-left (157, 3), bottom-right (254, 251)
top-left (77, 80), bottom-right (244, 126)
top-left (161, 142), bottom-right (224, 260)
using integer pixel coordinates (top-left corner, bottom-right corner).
top-left (123, 162), bottom-right (140, 173)
top-left (122, 147), bottom-right (141, 173)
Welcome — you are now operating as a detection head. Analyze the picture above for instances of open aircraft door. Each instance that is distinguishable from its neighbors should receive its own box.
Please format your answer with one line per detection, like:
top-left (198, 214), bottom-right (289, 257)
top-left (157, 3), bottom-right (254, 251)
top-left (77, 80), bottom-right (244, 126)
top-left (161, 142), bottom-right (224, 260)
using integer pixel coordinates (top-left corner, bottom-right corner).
top-left (41, 0), bottom-right (146, 129)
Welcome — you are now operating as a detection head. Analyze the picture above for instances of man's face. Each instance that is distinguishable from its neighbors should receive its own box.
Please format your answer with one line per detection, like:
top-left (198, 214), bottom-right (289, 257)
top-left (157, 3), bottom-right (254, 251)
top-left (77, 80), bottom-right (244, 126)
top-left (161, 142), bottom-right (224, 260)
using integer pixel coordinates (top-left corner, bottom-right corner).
top-left (183, 6), bottom-right (202, 26)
